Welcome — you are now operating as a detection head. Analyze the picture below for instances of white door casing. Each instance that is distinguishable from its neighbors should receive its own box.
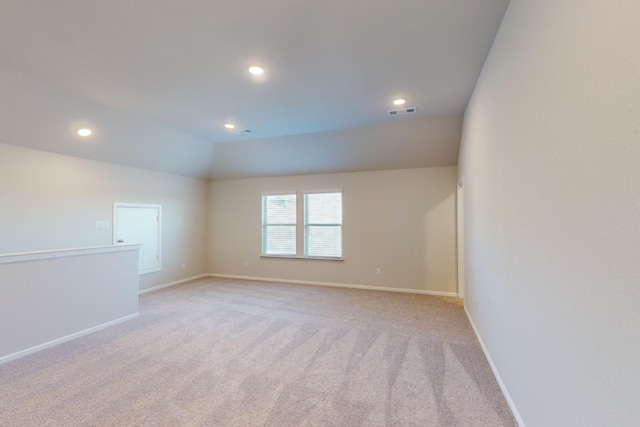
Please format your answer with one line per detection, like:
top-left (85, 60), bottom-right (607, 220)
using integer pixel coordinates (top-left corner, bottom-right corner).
top-left (456, 178), bottom-right (465, 299)
top-left (113, 203), bottom-right (161, 274)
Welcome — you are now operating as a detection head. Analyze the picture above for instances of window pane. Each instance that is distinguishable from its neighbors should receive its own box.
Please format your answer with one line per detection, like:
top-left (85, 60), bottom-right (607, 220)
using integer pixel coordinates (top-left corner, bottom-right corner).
top-left (264, 194), bottom-right (296, 224)
top-left (262, 193), bottom-right (297, 255)
top-left (264, 225), bottom-right (296, 255)
top-left (306, 226), bottom-right (342, 257)
top-left (305, 192), bottom-right (342, 258)
top-left (306, 193), bottom-right (342, 224)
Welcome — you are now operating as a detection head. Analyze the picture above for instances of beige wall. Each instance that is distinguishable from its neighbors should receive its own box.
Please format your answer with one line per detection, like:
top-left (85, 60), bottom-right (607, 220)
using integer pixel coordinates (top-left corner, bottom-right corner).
top-left (208, 167), bottom-right (458, 294)
top-left (1, 245), bottom-right (140, 361)
top-left (459, 0), bottom-right (640, 426)
top-left (0, 143), bottom-right (457, 295)
top-left (0, 143), bottom-right (209, 291)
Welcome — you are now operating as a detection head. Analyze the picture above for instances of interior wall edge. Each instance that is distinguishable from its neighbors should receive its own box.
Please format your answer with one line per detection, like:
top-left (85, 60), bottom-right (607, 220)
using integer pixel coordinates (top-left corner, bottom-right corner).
top-left (0, 313), bottom-right (139, 366)
top-left (464, 305), bottom-right (525, 427)
top-left (207, 273), bottom-right (459, 297)
top-left (138, 274), bottom-right (209, 295)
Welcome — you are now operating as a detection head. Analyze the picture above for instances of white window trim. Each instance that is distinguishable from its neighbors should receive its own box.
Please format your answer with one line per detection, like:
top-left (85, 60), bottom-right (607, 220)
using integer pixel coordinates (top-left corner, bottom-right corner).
top-left (302, 189), bottom-right (343, 195)
top-left (261, 190), bottom-right (297, 196)
top-left (261, 190), bottom-right (344, 260)
top-left (303, 191), bottom-right (343, 259)
top-left (260, 254), bottom-right (344, 261)
top-left (261, 193), bottom-right (297, 256)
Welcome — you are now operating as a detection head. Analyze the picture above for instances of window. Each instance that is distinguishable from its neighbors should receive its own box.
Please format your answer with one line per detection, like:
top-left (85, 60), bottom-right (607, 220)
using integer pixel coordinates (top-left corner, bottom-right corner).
top-left (262, 191), bottom-right (343, 259)
top-left (304, 192), bottom-right (342, 258)
top-left (262, 193), bottom-right (296, 256)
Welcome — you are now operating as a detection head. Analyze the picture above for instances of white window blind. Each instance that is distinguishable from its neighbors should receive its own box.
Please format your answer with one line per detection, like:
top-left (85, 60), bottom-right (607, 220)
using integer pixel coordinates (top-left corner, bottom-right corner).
top-left (304, 192), bottom-right (342, 258)
top-left (262, 193), bottom-right (297, 255)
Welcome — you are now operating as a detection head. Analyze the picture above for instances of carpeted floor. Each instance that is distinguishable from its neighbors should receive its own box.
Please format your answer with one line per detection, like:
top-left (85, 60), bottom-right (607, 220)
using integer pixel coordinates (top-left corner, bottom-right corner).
top-left (0, 277), bottom-right (516, 426)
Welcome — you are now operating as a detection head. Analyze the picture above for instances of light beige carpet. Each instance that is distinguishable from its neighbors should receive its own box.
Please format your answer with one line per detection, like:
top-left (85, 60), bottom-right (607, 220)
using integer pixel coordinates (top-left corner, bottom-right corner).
top-left (0, 277), bottom-right (516, 426)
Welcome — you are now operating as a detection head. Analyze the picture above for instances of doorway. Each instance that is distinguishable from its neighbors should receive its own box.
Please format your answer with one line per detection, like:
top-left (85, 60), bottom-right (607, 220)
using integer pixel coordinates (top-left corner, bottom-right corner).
top-left (113, 203), bottom-right (161, 274)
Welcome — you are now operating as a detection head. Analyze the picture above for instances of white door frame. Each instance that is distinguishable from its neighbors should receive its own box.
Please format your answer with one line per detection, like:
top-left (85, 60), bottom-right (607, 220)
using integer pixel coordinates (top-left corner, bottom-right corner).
top-left (456, 178), bottom-right (466, 299)
top-left (113, 203), bottom-right (162, 274)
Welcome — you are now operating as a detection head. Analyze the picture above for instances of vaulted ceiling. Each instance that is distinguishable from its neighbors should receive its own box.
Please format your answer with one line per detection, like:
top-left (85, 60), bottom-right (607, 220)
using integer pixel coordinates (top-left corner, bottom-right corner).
top-left (0, 0), bottom-right (509, 179)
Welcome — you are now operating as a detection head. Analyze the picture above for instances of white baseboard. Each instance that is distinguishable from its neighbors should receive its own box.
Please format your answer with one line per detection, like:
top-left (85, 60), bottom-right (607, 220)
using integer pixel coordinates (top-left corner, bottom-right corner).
top-left (464, 305), bottom-right (526, 427)
top-left (0, 313), bottom-right (139, 365)
top-left (208, 273), bottom-right (458, 297)
top-left (138, 274), bottom-right (208, 295)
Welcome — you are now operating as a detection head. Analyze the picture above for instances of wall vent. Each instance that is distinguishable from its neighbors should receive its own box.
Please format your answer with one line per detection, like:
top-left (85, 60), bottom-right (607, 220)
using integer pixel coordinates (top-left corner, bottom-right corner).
top-left (387, 107), bottom-right (416, 116)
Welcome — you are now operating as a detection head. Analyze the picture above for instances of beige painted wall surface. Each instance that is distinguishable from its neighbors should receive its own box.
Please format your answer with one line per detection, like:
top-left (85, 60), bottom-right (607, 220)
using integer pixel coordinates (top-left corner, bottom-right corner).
top-left (0, 246), bottom-right (139, 360)
top-left (459, 0), bottom-right (640, 426)
top-left (0, 143), bottom-right (208, 291)
top-left (208, 167), bottom-right (457, 294)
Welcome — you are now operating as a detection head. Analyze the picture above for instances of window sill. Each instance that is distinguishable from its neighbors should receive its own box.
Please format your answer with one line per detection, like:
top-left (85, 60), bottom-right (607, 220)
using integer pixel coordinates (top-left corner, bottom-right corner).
top-left (260, 254), bottom-right (344, 261)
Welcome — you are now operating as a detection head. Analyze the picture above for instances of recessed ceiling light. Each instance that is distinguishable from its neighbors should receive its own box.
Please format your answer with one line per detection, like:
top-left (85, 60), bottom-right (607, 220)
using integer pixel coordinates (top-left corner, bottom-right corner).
top-left (248, 65), bottom-right (264, 76)
top-left (224, 123), bottom-right (235, 129)
top-left (393, 98), bottom-right (406, 106)
top-left (77, 128), bottom-right (92, 137)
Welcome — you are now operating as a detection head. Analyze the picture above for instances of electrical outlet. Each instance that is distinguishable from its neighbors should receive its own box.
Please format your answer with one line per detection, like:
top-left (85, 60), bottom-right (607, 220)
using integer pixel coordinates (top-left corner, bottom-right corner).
top-left (376, 268), bottom-right (381, 276)
top-left (244, 261), bottom-right (249, 267)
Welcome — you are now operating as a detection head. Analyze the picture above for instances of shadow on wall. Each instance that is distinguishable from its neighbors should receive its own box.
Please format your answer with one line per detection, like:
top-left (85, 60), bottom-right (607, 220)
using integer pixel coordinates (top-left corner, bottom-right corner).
top-left (422, 188), bottom-right (458, 294)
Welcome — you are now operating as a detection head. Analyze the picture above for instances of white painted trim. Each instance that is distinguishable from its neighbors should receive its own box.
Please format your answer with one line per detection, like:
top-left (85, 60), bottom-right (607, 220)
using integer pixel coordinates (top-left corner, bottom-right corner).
top-left (113, 203), bottom-right (162, 274)
top-left (208, 274), bottom-right (458, 297)
top-left (261, 191), bottom-right (297, 196)
top-left (0, 244), bottom-right (141, 264)
top-left (138, 274), bottom-right (208, 295)
top-left (0, 313), bottom-right (139, 365)
top-left (302, 189), bottom-right (343, 194)
top-left (464, 305), bottom-right (526, 427)
top-left (456, 177), bottom-right (466, 299)
top-left (260, 254), bottom-right (344, 261)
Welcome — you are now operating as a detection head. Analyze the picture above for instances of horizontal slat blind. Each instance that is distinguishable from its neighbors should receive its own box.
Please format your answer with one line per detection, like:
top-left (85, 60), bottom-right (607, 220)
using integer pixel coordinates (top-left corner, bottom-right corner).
top-left (304, 192), bottom-right (342, 258)
top-left (262, 194), bottom-right (296, 255)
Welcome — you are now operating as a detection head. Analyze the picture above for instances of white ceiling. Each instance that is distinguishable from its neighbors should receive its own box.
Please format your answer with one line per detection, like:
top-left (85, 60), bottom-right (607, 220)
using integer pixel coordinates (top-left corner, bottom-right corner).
top-left (0, 0), bottom-right (509, 179)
